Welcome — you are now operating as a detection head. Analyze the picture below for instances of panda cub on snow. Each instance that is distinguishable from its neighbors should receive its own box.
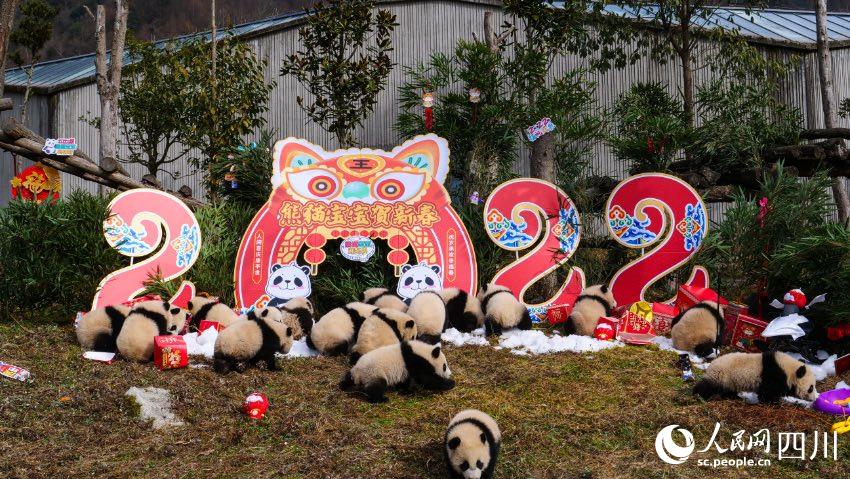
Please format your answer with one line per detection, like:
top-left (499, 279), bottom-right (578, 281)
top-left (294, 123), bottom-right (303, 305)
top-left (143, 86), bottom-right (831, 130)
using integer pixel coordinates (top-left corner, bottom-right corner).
top-left (360, 287), bottom-right (408, 312)
top-left (694, 351), bottom-right (818, 403)
top-left (340, 340), bottom-right (455, 403)
top-left (671, 300), bottom-right (724, 358)
top-left (564, 284), bottom-right (616, 336)
top-left (477, 283), bottom-right (532, 336)
top-left (407, 290), bottom-right (446, 344)
top-left (116, 301), bottom-right (187, 361)
top-left (275, 297), bottom-right (315, 340)
top-left (445, 409), bottom-right (501, 479)
top-left (213, 307), bottom-right (293, 373)
top-left (307, 302), bottom-right (376, 355)
top-left (76, 304), bottom-right (132, 352)
top-left (439, 288), bottom-right (484, 333)
top-left (349, 309), bottom-right (418, 364)
top-left (187, 296), bottom-right (241, 330)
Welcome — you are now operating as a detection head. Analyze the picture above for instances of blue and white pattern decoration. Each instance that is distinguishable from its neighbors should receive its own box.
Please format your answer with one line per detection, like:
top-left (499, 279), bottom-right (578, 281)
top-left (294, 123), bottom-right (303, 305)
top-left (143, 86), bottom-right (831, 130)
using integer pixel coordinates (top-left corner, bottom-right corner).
top-left (679, 202), bottom-right (707, 252)
top-left (104, 218), bottom-right (156, 256)
top-left (172, 224), bottom-right (201, 268)
top-left (554, 205), bottom-right (580, 255)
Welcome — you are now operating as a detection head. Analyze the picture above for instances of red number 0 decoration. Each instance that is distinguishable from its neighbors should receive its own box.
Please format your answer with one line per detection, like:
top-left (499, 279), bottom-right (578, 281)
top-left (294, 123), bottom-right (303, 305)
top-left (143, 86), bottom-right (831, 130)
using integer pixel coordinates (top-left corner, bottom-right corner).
top-left (605, 173), bottom-right (709, 306)
top-left (483, 178), bottom-right (584, 319)
top-left (92, 189), bottom-right (201, 310)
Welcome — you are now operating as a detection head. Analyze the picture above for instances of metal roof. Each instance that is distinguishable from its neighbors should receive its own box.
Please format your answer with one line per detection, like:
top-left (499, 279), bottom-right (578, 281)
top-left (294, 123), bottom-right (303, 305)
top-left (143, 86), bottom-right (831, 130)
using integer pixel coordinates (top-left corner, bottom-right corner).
top-left (5, 2), bottom-right (850, 94)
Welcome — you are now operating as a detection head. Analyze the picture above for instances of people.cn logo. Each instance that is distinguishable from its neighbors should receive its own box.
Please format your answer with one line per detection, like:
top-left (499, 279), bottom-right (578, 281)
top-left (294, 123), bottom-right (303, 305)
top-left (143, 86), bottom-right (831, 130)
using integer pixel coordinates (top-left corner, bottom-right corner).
top-left (655, 425), bottom-right (696, 465)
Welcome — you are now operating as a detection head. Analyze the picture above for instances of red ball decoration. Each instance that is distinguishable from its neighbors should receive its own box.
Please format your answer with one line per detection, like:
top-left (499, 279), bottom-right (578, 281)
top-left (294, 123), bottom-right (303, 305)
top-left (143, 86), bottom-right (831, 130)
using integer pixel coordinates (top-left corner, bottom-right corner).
top-left (306, 233), bottom-right (326, 249)
top-left (243, 391), bottom-right (269, 420)
top-left (388, 234), bottom-right (409, 250)
top-left (304, 248), bottom-right (326, 265)
top-left (387, 250), bottom-right (409, 266)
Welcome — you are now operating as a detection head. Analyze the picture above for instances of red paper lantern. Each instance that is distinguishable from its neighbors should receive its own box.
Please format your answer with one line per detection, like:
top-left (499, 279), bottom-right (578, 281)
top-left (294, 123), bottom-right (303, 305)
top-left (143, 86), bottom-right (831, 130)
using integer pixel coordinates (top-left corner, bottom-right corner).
top-left (304, 248), bottom-right (326, 265)
top-left (243, 391), bottom-right (269, 420)
top-left (387, 250), bottom-right (409, 266)
top-left (306, 233), bottom-right (326, 249)
top-left (388, 234), bottom-right (409, 250)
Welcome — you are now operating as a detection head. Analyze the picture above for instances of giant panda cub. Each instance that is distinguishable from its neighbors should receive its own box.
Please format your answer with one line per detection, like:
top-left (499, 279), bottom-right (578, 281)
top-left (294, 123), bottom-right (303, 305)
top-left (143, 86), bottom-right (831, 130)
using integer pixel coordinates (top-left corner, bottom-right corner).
top-left (187, 296), bottom-right (241, 330)
top-left (116, 301), bottom-right (187, 361)
top-left (439, 288), bottom-right (484, 333)
top-left (694, 351), bottom-right (818, 404)
top-left (407, 290), bottom-right (446, 344)
top-left (445, 409), bottom-right (501, 479)
top-left (564, 284), bottom-right (616, 336)
top-left (671, 300), bottom-right (724, 358)
top-left (360, 287), bottom-right (408, 312)
top-left (349, 309), bottom-right (418, 364)
top-left (306, 302), bottom-right (376, 355)
top-left (339, 340), bottom-right (455, 403)
top-left (477, 283), bottom-right (532, 336)
top-left (213, 307), bottom-right (293, 373)
top-left (76, 304), bottom-right (132, 352)
top-left (277, 297), bottom-right (315, 340)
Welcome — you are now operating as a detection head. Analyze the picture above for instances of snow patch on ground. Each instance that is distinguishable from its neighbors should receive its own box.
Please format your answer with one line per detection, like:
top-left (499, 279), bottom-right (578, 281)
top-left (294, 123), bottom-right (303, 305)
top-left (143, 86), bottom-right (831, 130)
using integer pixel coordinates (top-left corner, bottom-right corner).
top-left (280, 338), bottom-right (319, 358)
top-left (787, 351), bottom-right (837, 381)
top-left (184, 328), bottom-right (218, 358)
top-left (837, 381), bottom-right (849, 390)
top-left (441, 328), bottom-right (489, 347)
top-left (497, 329), bottom-right (622, 355)
top-left (738, 391), bottom-right (813, 408)
top-left (652, 336), bottom-right (711, 370)
top-left (125, 387), bottom-right (183, 428)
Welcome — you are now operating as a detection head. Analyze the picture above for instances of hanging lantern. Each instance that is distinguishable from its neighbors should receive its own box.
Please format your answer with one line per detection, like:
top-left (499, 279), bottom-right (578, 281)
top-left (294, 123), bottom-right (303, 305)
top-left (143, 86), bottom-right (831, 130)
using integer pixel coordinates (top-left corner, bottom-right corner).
top-left (422, 92), bottom-right (435, 132)
top-left (304, 233), bottom-right (328, 274)
top-left (10, 164), bottom-right (61, 204)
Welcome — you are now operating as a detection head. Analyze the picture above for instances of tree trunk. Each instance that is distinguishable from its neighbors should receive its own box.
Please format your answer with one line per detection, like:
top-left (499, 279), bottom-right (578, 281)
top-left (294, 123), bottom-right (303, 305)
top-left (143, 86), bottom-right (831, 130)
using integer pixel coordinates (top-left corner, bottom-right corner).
top-left (680, 34), bottom-right (694, 128)
top-left (529, 130), bottom-right (556, 182)
top-left (210, 0), bottom-right (216, 80)
top-left (816, 0), bottom-right (850, 222)
top-left (0, 0), bottom-right (20, 97)
top-left (92, 1), bottom-right (130, 176)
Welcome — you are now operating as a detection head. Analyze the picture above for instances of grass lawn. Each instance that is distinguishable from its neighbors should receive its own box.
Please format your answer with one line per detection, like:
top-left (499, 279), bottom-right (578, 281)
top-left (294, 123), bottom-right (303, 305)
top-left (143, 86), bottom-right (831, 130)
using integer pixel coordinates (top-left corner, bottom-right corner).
top-left (1, 323), bottom-right (848, 478)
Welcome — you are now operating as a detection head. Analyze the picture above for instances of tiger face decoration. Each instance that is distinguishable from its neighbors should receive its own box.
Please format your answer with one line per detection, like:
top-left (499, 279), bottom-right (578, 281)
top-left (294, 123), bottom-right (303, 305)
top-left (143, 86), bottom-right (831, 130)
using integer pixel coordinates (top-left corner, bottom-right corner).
top-left (233, 135), bottom-right (477, 310)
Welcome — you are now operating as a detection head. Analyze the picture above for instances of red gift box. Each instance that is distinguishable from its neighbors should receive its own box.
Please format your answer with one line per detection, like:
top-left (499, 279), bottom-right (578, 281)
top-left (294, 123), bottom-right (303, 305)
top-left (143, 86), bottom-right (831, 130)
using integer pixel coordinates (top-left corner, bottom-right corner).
top-left (154, 335), bottom-right (188, 370)
top-left (651, 302), bottom-right (679, 336)
top-left (546, 304), bottom-right (571, 326)
top-left (594, 316), bottom-right (619, 340)
top-left (617, 303), bottom-right (656, 345)
top-left (730, 314), bottom-right (767, 353)
top-left (198, 320), bottom-right (223, 332)
top-left (723, 302), bottom-right (748, 345)
top-left (675, 285), bottom-right (728, 312)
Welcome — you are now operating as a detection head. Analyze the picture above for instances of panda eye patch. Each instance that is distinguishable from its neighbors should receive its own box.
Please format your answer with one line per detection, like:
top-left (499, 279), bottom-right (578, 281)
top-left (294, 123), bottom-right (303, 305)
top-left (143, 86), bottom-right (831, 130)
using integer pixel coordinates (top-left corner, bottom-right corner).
top-left (459, 461), bottom-right (469, 471)
top-left (443, 364), bottom-right (447, 372)
top-left (480, 433), bottom-right (486, 443)
top-left (404, 277), bottom-right (414, 286)
top-left (476, 460), bottom-right (484, 469)
top-left (425, 277), bottom-right (434, 286)
top-left (273, 276), bottom-right (284, 286)
top-left (808, 385), bottom-right (814, 393)
top-left (295, 278), bottom-right (303, 287)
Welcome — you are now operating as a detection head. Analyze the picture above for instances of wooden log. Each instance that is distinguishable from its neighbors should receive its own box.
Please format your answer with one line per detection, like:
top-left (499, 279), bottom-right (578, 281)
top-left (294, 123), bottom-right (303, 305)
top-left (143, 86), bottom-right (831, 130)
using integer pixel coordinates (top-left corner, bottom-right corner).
top-left (0, 97), bottom-right (12, 111)
top-left (700, 185), bottom-right (736, 203)
top-left (101, 156), bottom-right (120, 173)
top-left (800, 128), bottom-right (850, 141)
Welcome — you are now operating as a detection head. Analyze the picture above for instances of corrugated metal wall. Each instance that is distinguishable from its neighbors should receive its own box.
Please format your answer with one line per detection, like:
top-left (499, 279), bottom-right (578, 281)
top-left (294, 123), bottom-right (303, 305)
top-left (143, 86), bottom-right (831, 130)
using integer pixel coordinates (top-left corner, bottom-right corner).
top-left (18, 0), bottom-right (850, 221)
top-left (0, 91), bottom-right (50, 207)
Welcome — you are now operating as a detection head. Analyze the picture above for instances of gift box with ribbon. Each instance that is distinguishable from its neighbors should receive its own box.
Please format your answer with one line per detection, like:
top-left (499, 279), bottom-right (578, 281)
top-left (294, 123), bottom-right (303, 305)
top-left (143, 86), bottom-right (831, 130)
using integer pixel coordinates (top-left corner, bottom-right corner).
top-left (617, 301), bottom-right (656, 345)
top-left (651, 302), bottom-right (679, 336)
top-left (546, 304), bottom-right (571, 326)
top-left (154, 335), bottom-right (188, 370)
top-left (730, 314), bottom-right (767, 353)
top-left (675, 285), bottom-right (728, 312)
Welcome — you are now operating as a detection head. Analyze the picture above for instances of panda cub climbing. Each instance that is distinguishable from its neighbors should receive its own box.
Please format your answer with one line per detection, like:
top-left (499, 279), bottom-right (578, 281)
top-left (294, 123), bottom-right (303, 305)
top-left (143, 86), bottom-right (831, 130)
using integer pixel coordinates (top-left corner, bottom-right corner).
top-left (116, 301), bottom-right (187, 361)
top-left (307, 302), bottom-right (376, 355)
top-left (671, 300), bottom-right (724, 358)
top-left (360, 287), bottom-right (408, 312)
top-left (445, 409), bottom-right (501, 479)
top-left (213, 307), bottom-right (293, 373)
top-left (439, 288), bottom-right (484, 333)
top-left (340, 340), bottom-right (455, 403)
top-left (407, 290), bottom-right (446, 344)
top-left (276, 297), bottom-right (315, 340)
top-left (694, 351), bottom-right (818, 404)
top-left (477, 283), bottom-right (532, 336)
top-left (187, 296), bottom-right (241, 330)
top-left (564, 284), bottom-right (616, 336)
top-left (349, 309), bottom-right (418, 364)
top-left (76, 304), bottom-right (132, 352)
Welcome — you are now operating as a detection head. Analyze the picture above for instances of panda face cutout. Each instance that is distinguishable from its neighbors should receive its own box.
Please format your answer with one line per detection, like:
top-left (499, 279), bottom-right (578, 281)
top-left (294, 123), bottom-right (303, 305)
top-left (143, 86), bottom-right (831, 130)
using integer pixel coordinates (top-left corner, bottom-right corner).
top-left (396, 262), bottom-right (443, 300)
top-left (265, 262), bottom-right (312, 303)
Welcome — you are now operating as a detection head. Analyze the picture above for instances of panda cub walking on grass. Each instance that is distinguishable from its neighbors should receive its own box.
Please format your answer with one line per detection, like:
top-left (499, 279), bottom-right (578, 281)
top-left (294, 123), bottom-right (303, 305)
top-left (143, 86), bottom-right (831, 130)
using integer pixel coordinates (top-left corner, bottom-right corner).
top-left (445, 409), bottom-right (501, 479)
top-left (307, 302), bottom-right (376, 355)
top-left (694, 351), bottom-right (818, 403)
top-left (213, 307), bottom-right (293, 373)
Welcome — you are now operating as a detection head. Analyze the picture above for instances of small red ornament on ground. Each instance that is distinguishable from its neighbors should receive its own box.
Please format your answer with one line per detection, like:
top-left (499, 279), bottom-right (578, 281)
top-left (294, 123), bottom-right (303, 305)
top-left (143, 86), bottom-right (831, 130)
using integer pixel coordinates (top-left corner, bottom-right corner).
top-left (153, 335), bottom-right (188, 370)
top-left (198, 320), bottom-right (223, 333)
top-left (243, 392), bottom-right (269, 420)
top-left (546, 304), bottom-right (571, 326)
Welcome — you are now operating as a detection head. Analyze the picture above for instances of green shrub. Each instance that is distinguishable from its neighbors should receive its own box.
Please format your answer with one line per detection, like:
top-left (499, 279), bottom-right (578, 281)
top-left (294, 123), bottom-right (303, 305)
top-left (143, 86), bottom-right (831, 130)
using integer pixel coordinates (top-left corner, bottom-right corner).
top-left (208, 130), bottom-right (275, 210)
top-left (0, 191), bottom-right (122, 322)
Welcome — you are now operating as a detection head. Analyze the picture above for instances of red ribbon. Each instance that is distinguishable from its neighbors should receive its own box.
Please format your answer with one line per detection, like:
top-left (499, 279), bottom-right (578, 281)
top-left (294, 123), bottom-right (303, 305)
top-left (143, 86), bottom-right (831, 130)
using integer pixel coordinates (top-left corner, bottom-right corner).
top-left (425, 107), bottom-right (433, 132)
top-left (757, 197), bottom-right (768, 229)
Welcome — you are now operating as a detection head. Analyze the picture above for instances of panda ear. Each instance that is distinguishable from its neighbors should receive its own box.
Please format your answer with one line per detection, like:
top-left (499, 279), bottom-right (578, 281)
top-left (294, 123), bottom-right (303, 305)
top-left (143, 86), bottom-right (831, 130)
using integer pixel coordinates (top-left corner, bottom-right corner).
top-left (170, 307), bottom-right (181, 315)
top-left (600, 284), bottom-right (609, 293)
top-left (401, 264), bottom-right (412, 274)
top-left (480, 432), bottom-right (487, 444)
top-left (405, 320), bottom-right (415, 329)
top-left (796, 365), bottom-right (807, 378)
top-left (162, 301), bottom-right (170, 310)
top-left (447, 437), bottom-right (461, 450)
top-left (286, 327), bottom-right (292, 337)
top-left (271, 264), bottom-right (282, 273)
top-left (187, 301), bottom-right (194, 310)
top-left (300, 265), bottom-right (311, 276)
top-left (431, 346), bottom-right (441, 358)
top-left (261, 309), bottom-right (269, 318)
top-left (430, 265), bottom-right (441, 275)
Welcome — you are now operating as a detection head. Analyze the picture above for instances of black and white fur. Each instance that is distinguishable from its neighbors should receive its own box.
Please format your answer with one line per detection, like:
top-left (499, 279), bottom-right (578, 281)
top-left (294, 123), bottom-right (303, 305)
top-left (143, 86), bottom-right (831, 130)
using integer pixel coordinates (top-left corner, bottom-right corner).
top-left (407, 290), bottom-right (446, 344)
top-left (187, 296), bottom-right (241, 330)
top-left (276, 297), bottom-right (314, 340)
top-left (116, 301), bottom-right (186, 362)
top-left (563, 284), bottom-right (616, 336)
top-left (445, 409), bottom-right (501, 479)
top-left (213, 307), bottom-right (293, 373)
top-left (439, 288), bottom-right (484, 333)
top-left (306, 302), bottom-right (376, 355)
top-left (339, 340), bottom-right (455, 403)
top-left (360, 287), bottom-right (408, 312)
top-left (76, 304), bottom-right (131, 352)
top-left (349, 308), bottom-right (418, 364)
top-left (671, 300), bottom-right (724, 358)
top-left (477, 283), bottom-right (532, 336)
top-left (693, 351), bottom-right (818, 404)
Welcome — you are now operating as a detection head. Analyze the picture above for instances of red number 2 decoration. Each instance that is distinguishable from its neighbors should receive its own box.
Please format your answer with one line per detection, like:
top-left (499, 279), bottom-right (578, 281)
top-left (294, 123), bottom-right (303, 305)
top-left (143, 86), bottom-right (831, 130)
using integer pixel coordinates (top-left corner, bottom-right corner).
top-left (605, 173), bottom-right (709, 306)
top-left (91, 189), bottom-right (200, 310)
top-left (483, 179), bottom-right (585, 319)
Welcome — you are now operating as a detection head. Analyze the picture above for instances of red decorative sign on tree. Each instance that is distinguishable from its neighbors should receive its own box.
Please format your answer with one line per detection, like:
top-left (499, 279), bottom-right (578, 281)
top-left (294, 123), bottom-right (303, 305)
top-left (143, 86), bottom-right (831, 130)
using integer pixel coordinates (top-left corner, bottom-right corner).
top-left (10, 164), bottom-right (61, 203)
top-left (233, 135), bottom-right (477, 309)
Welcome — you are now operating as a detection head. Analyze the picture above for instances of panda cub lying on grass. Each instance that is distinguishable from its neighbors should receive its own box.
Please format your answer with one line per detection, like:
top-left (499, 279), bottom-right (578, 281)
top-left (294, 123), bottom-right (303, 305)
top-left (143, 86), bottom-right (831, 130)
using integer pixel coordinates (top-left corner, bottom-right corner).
top-left (694, 351), bottom-right (818, 404)
top-left (340, 340), bottom-right (455, 403)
